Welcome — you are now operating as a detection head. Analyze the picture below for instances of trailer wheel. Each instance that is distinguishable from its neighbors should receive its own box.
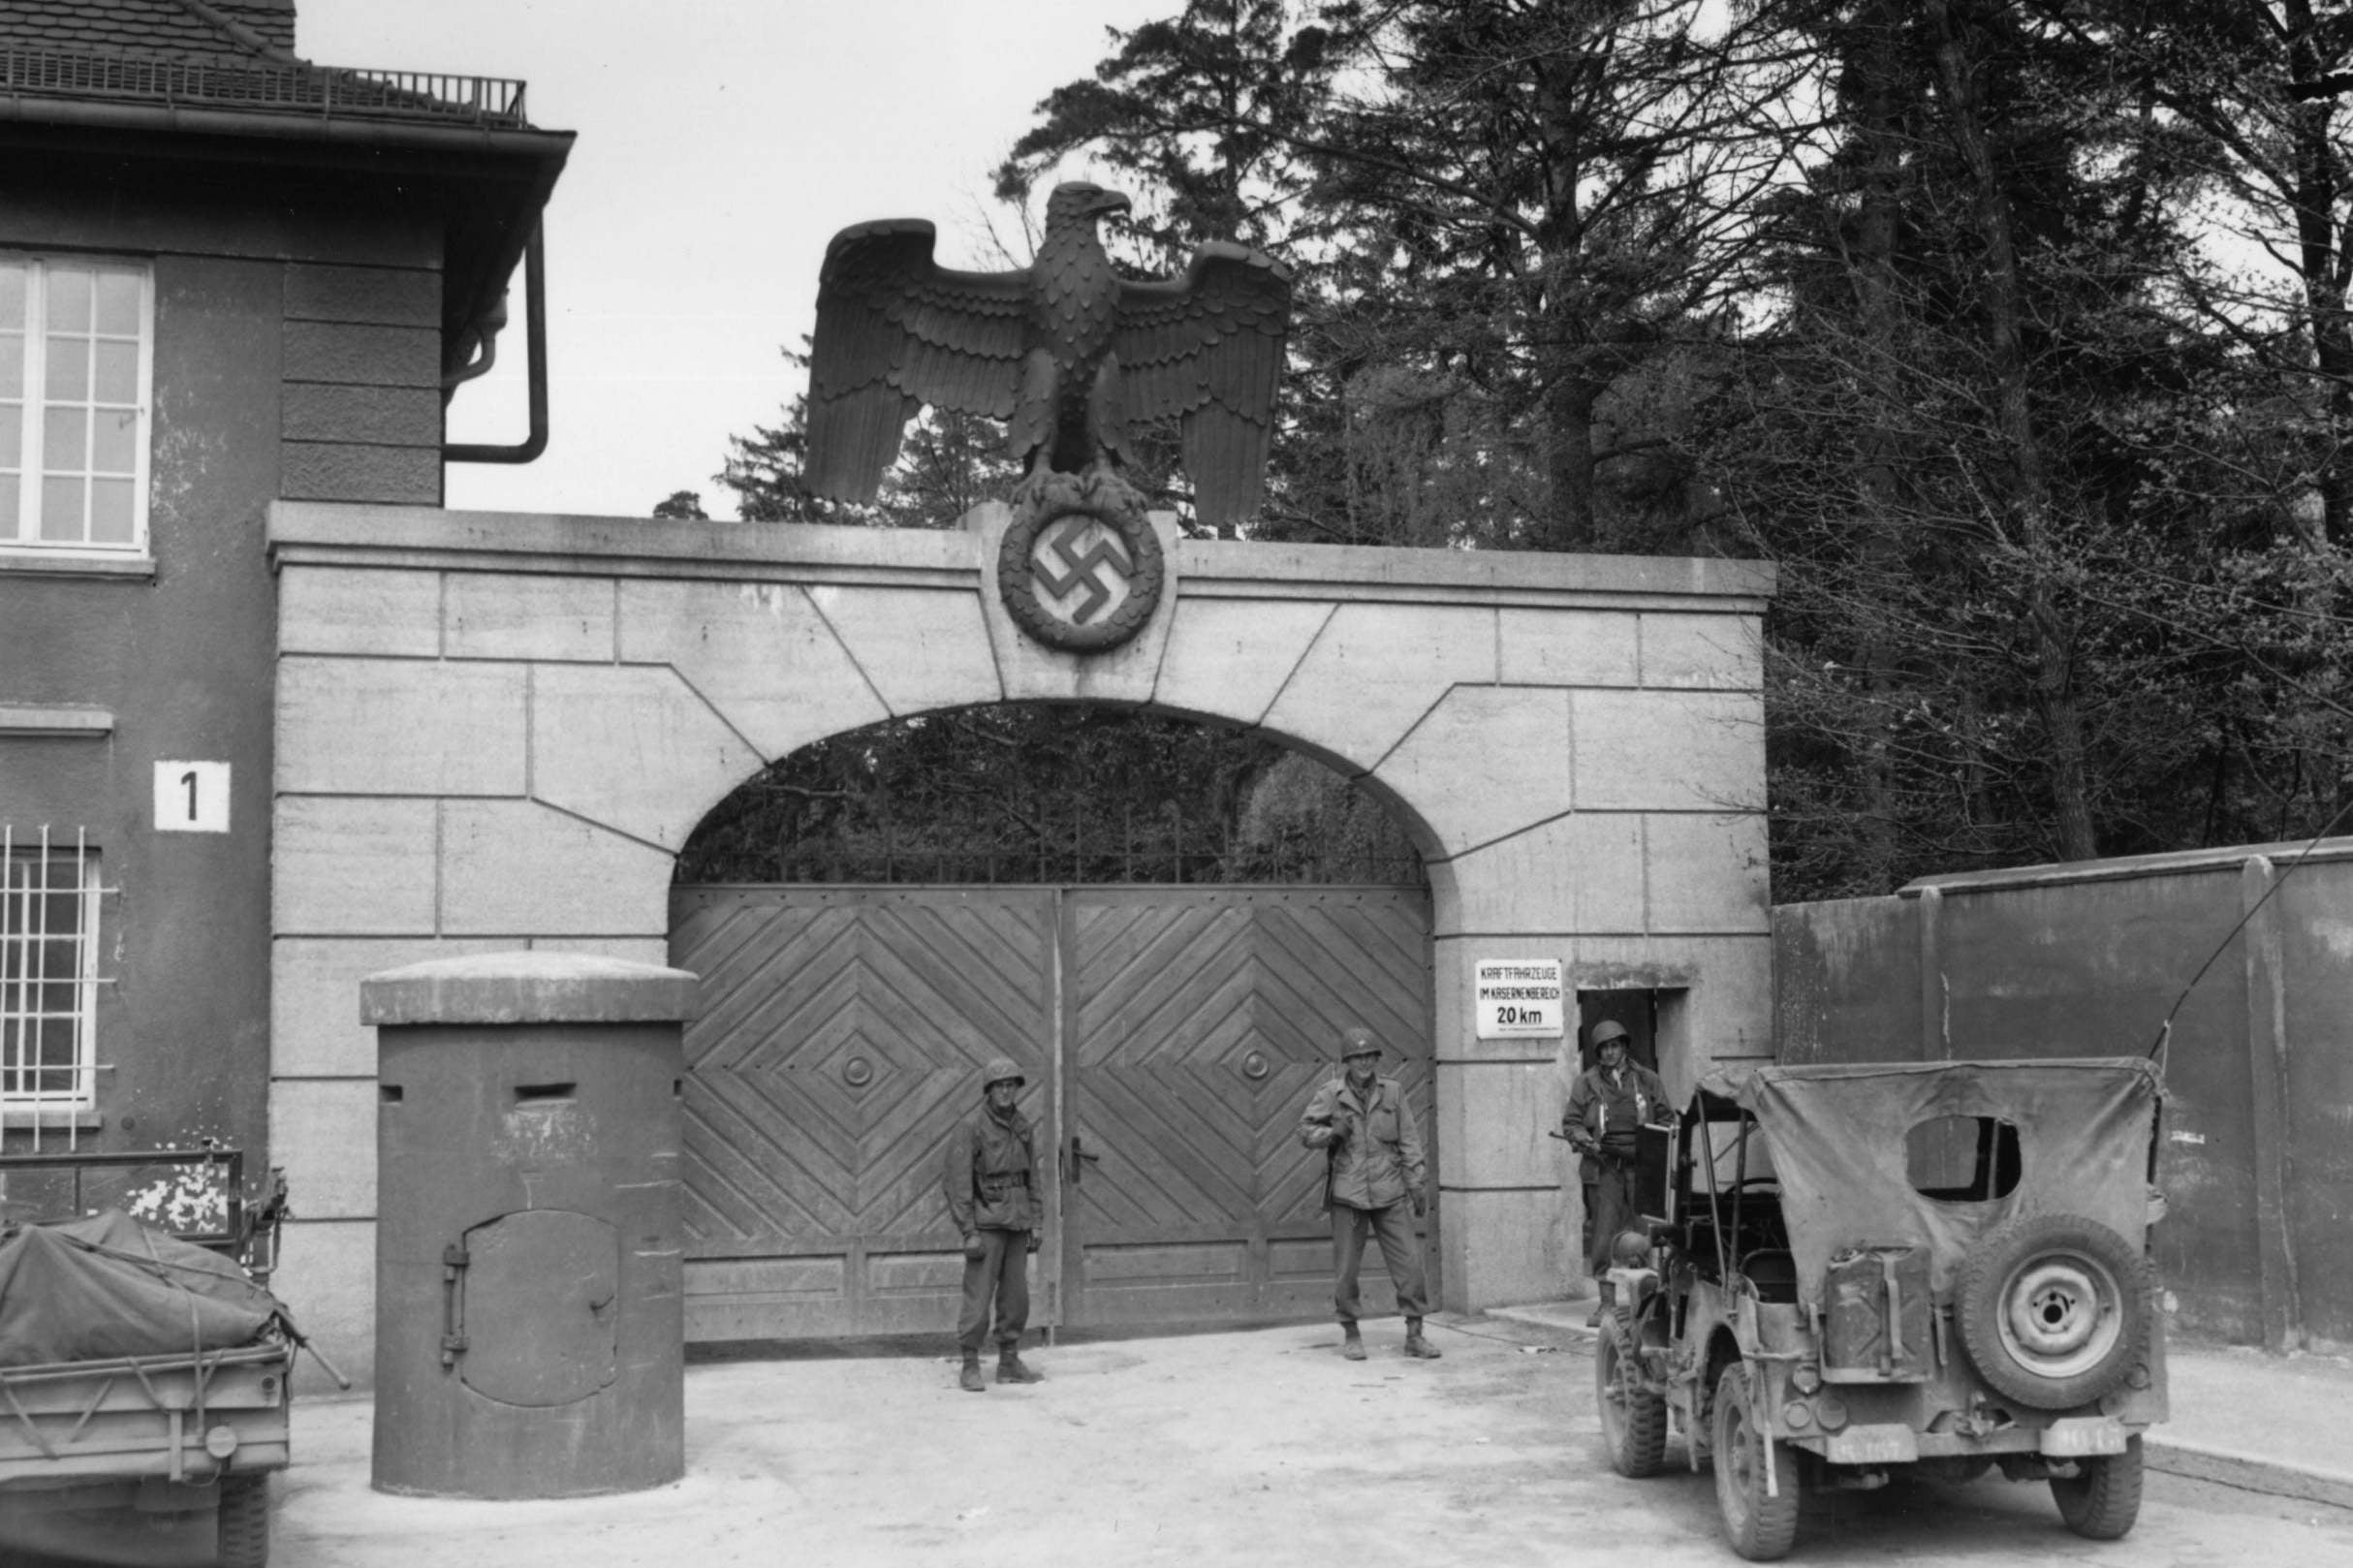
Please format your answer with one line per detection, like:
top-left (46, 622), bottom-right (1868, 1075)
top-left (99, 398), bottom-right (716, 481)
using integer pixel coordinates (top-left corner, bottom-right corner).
top-left (217, 1473), bottom-right (270, 1568)
top-left (2051, 1436), bottom-right (2144, 1540)
top-left (1596, 1308), bottom-right (1668, 1478)
top-left (1712, 1362), bottom-right (1801, 1561)
top-left (1956, 1212), bottom-right (2148, 1410)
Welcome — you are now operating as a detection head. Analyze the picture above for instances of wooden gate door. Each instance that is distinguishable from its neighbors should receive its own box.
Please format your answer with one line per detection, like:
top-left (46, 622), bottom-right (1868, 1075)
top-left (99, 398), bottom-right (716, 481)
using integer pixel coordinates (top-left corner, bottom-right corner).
top-left (669, 883), bottom-right (1432, 1340)
top-left (669, 887), bottom-right (1056, 1340)
top-left (1058, 888), bottom-right (1435, 1327)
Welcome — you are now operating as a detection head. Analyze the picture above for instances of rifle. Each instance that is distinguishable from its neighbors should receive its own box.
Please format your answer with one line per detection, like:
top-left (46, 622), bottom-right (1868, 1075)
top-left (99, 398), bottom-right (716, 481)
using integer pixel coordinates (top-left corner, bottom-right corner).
top-left (1318, 1052), bottom-right (1356, 1211)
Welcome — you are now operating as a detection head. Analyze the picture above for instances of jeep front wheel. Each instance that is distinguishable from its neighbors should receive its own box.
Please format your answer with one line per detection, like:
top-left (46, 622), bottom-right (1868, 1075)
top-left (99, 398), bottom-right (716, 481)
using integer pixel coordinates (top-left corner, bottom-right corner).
top-left (1712, 1362), bottom-right (1801, 1561)
top-left (1956, 1212), bottom-right (2148, 1410)
top-left (2051, 1436), bottom-right (2144, 1540)
top-left (1596, 1309), bottom-right (1667, 1478)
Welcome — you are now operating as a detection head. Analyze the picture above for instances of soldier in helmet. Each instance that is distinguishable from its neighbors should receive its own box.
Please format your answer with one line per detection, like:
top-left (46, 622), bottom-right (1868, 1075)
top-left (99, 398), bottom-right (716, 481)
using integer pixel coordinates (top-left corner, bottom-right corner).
top-left (1297, 1025), bottom-right (1441, 1362)
top-left (1562, 1019), bottom-right (1668, 1325)
top-left (943, 1055), bottom-right (1046, 1392)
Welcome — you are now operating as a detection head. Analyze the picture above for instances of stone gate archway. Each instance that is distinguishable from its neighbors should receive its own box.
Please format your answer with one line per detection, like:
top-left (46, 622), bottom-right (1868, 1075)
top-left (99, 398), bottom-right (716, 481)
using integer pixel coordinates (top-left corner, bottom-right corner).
top-left (265, 500), bottom-right (1773, 1382)
top-left (669, 702), bottom-right (1438, 1341)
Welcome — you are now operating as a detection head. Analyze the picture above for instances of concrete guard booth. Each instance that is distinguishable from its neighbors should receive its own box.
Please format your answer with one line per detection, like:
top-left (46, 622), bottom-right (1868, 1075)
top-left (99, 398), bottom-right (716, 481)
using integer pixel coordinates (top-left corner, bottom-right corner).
top-left (361, 951), bottom-right (692, 1497)
top-left (267, 499), bottom-right (1775, 1385)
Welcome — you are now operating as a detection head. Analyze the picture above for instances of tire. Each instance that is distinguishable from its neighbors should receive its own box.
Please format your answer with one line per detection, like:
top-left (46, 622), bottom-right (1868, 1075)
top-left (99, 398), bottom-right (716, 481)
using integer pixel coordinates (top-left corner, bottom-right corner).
top-left (2051, 1435), bottom-right (2144, 1541)
top-left (1956, 1212), bottom-right (2149, 1411)
top-left (217, 1472), bottom-right (270, 1568)
top-left (1712, 1362), bottom-right (1801, 1561)
top-left (1596, 1309), bottom-right (1668, 1478)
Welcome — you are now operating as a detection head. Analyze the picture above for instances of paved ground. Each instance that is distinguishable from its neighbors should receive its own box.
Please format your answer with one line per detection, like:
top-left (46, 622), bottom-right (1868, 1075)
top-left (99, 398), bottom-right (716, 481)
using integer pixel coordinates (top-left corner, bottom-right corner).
top-left (2151, 1333), bottom-right (2353, 1510)
top-left (12, 1311), bottom-right (2353, 1568)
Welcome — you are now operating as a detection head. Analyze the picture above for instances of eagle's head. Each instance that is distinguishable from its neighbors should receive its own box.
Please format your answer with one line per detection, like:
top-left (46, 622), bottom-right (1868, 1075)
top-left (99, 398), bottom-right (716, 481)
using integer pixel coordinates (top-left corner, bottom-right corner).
top-left (1044, 182), bottom-right (1132, 232)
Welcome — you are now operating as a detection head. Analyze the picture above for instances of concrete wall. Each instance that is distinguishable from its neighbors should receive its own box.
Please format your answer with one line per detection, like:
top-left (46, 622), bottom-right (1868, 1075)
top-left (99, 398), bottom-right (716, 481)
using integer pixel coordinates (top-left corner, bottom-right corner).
top-left (0, 172), bottom-right (442, 1191)
top-left (1774, 841), bottom-right (2353, 1352)
top-left (267, 501), bottom-right (1776, 1382)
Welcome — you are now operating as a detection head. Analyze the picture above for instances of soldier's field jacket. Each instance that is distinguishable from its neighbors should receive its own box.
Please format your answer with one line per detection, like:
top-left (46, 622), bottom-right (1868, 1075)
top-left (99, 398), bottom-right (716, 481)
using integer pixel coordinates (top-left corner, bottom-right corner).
top-left (943, 1102), bottom-right (1043, 1234)
top-left (1298, 1074), bottom-right (1426, 1211)
top-left (1561, 1061), bottom-right (1668, 1179)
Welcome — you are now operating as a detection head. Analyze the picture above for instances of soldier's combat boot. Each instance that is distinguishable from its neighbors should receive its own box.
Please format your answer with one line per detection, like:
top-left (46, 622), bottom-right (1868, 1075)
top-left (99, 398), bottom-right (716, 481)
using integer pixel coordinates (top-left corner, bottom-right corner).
top-left (1340, 1324), bottom-right (1366, 1361)
top-left (997, 1348), bottom-right (1045, 1384)
top-left (1402, 1319), bottom-right (1443, 1359)
top-left (959, 1353), bottom-right (987, 1393)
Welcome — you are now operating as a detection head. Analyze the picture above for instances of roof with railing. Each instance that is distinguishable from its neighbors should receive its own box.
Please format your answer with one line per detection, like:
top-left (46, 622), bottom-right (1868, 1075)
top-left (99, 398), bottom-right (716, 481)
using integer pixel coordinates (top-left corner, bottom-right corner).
top-left (0, 45), bottom-right (532, 129)
top-left (0, 0), bottom-right (296, 63)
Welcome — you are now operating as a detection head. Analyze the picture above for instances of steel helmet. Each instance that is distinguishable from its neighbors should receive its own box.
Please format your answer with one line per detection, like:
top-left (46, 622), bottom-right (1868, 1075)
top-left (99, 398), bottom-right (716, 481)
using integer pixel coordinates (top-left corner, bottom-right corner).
top-left (1590, 1019), bottom-right (1631, 1048)
top-left (981, 1055), bottom-right (1026, 1091)
top-left (1337, 1026), bottom-right (1381, 1059)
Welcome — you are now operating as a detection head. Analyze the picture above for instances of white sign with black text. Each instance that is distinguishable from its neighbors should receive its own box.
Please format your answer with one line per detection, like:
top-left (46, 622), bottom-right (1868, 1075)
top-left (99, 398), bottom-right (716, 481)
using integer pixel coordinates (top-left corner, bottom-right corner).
top-left (1473, 957), bottom-right (1564, 1039)
top-left (154, 761), bottom-right (231, 833)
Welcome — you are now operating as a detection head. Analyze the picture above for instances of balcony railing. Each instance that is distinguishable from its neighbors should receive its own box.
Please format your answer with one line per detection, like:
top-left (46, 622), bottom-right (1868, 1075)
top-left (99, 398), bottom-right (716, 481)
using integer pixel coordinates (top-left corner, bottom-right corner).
top-left (0, 47), bottom-right (530, 128)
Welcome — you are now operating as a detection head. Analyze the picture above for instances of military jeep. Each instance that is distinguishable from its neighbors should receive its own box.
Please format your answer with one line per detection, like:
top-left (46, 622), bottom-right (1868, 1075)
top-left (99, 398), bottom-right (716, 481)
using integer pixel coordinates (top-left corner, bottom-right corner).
top-left (1595, 1058), bottom-right (2168, 1560)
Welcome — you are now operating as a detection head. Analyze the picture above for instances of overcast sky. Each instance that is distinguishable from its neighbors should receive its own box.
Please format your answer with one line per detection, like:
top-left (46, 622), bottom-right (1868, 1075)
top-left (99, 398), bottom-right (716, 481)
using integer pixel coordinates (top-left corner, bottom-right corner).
top-left (298, 0), bottom-right (1166, 519)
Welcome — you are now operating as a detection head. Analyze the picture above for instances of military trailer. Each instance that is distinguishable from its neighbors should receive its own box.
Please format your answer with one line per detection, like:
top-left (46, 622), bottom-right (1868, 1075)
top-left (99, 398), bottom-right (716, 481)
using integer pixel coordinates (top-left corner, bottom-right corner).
top-left (1594, 1058), bottom-right (2168, 1560)
top-left (0, 1147), bottom-right (313, 1567)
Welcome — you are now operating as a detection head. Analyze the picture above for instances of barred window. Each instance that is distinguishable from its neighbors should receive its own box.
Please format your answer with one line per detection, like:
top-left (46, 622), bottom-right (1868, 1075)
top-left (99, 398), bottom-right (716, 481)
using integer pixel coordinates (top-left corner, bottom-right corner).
top-left (2, 831), bottom-right (101, 1119)
top-left (0, 256), bottom-right (153, 553)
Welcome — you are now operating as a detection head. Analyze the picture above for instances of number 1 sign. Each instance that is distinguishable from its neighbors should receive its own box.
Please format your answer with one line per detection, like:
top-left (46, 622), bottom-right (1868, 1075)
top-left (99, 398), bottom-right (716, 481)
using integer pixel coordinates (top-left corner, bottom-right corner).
top-left (154, 761), bottom-right (231, 832)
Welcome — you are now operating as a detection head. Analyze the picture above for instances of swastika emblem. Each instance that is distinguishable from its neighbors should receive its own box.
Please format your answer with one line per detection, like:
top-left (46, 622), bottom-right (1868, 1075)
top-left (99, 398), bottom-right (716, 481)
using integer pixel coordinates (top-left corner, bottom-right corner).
top-left (997, 497), bottom-right (1165, 653)
top-left (1030, 515), bottom-right (1135, 626)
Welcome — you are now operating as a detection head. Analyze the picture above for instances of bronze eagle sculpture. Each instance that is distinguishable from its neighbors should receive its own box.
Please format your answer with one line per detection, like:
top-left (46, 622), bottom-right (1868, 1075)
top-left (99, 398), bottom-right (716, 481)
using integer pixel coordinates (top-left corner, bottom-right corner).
top-left (805, 182), bottom-right (1293, 532)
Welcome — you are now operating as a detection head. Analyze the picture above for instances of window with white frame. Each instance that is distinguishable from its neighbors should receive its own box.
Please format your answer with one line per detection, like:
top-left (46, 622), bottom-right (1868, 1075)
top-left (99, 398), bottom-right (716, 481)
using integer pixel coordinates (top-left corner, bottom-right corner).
top-left (2, 831), bottom-right (102, 1118)
top-left (0, 256), bottom-right (152, 553)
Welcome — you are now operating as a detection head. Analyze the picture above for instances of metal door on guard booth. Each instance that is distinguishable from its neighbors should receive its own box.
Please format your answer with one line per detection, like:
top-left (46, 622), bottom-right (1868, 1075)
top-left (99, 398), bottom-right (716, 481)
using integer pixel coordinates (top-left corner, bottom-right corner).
top-left (453, 1208), bottom-right (620, 1405)
top-left (1057, 888), bottom-right (1435, 1327)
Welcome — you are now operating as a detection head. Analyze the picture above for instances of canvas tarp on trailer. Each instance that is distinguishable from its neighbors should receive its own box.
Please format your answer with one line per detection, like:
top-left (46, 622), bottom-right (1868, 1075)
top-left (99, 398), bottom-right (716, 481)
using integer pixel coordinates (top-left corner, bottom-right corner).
top-left (0, 1210), bottom-right (285, 1367)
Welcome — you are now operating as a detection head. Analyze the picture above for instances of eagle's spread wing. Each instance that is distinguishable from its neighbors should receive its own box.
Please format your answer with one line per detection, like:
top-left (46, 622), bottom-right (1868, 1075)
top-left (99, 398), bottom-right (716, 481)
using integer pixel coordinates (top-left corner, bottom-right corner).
top-left (1115, 242), bottom-right (1293, 532)
top-left (807, 220), bottom-right (1030, 502)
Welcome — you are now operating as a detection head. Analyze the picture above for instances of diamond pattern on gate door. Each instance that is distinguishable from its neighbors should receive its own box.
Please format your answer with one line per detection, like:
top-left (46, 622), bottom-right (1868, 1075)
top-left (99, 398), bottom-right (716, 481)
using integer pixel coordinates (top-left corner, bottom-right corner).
top-left (1066, 893), bottom-right (1433, 1305)
top-left (670, 892), bottom-right (1052, 1255)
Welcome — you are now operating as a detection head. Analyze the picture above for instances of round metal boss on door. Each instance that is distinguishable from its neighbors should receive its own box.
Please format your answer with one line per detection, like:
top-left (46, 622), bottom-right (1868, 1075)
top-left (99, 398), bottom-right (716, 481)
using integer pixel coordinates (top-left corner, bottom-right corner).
top-left (1240, 1050), bottom-right (1270, 1081)
top-left (997, 497), bottom-right (1164, 652)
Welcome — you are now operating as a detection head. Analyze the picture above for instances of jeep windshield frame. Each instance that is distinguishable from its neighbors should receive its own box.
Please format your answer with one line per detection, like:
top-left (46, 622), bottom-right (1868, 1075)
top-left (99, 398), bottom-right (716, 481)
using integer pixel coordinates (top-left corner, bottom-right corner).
top-left (1670, 1084), bottom-right (1780, 1289)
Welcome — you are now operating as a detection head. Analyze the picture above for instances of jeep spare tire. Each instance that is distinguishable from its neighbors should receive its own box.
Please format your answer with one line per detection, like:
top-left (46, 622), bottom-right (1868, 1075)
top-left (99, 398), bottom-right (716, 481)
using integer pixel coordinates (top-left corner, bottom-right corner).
top-left (1956, 1212), bottom-right (2148, 1410)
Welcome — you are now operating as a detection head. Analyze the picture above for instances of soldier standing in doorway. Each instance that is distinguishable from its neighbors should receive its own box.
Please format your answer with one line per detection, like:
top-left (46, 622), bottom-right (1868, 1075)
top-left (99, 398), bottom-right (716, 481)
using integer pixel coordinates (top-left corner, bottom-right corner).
top-left (943, 1055), bottom-right (1046, 1392)
top-left (1562, 1019), bottom-right (1668, 1325)
top-left (1298, 1026), bottom-right (1441, 1361)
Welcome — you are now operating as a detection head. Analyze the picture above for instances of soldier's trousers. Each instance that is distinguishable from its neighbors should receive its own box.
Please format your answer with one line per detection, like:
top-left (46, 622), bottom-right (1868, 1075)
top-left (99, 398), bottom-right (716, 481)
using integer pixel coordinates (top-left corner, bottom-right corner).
top-left (957, 1227), bottom-right (1030, 1353)
top-left (1584, 1158), bottom-right (1640, 1274)
top-left (1330, 1200), bottom-right (1427, 1323)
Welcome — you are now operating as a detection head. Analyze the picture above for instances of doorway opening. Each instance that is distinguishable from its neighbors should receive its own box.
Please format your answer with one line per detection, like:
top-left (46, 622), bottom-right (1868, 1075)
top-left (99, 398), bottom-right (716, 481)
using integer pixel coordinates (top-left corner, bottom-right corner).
top-left (1574, 988), bottom-right (1681, 1078)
